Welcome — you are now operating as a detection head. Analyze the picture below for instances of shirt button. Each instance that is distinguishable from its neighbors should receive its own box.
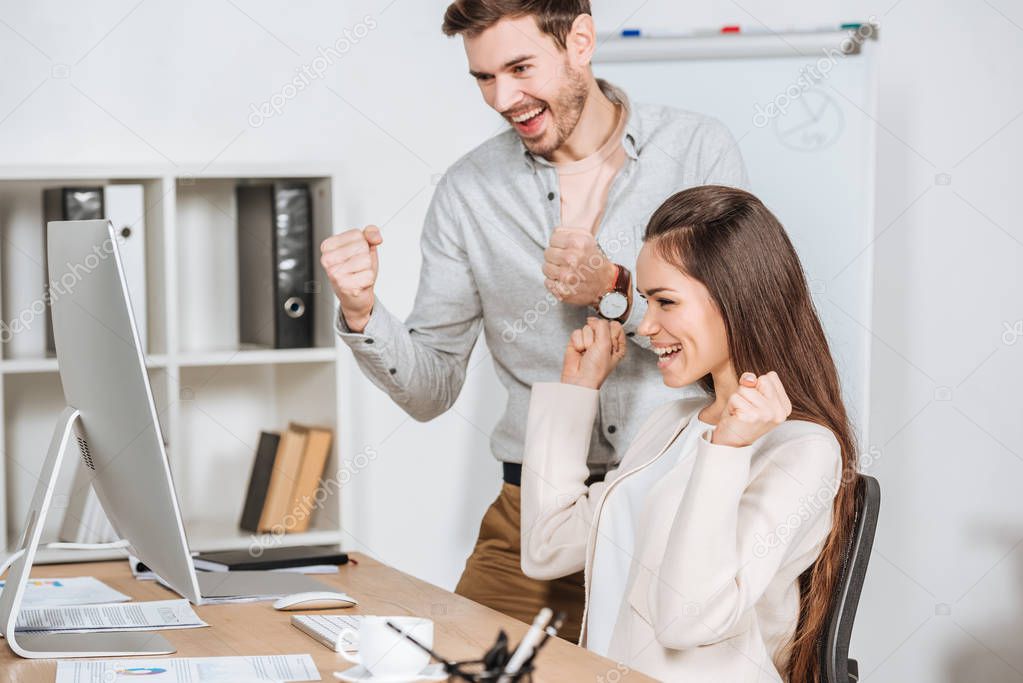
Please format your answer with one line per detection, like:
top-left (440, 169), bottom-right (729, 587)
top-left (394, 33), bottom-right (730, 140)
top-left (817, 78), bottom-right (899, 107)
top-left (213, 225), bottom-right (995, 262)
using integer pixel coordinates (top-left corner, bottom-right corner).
top-left (608, 425), bottom-right (617, 434)
top-left (365, 338), bottom-right (375, 345)
top-left (626, 332), bottom-right (635, 337)
top-left (388, 368), bottom-right (397, 375)
top-left (547, 191), bottom-right (556, 201)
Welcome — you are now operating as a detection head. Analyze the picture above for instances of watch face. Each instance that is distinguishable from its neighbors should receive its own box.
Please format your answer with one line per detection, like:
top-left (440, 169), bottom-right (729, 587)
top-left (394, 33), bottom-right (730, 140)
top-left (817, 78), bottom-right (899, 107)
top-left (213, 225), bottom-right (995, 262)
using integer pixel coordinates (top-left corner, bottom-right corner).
top-left (599, 292), bottom-right (629, 320)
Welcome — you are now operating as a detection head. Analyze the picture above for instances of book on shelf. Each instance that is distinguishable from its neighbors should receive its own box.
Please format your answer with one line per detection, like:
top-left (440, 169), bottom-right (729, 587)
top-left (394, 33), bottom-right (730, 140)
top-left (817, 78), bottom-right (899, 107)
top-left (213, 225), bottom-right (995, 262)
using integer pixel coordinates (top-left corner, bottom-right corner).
top-left (43, 187), bottom-right (103, 355)
top-left (239, 431), bottom-right (281, 533)
top-left (257, 424), bottom-right (309, 533)
top-left (237, 182), bottom-right (315, 350)
top-left (286, 425), bottom-right (333, 533)
top-left (43, 184), bottom-right (148, 355)
top-left (243, 424), bottom-right (335, 535)
top-left (104, 184), bottom-right (148, 351)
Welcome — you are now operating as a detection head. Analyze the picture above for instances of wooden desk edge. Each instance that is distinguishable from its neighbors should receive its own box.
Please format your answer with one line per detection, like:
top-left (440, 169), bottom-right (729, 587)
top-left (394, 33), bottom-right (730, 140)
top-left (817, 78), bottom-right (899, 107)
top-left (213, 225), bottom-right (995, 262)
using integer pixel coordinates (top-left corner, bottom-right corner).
top-left (0, 553), bottom-right (655, 683)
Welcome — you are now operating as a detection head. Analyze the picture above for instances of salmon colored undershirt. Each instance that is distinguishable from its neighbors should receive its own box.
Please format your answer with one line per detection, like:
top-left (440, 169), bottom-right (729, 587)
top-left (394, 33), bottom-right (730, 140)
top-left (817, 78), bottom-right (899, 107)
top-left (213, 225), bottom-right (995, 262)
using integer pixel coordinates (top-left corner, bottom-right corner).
top-left (554, 103), bottom-right (628, 235)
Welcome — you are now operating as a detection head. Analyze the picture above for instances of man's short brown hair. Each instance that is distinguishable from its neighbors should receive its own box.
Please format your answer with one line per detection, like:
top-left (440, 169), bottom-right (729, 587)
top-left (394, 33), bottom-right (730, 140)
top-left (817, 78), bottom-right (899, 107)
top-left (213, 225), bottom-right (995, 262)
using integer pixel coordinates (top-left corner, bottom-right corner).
top-left (442, 0), bottom-right (591, 50)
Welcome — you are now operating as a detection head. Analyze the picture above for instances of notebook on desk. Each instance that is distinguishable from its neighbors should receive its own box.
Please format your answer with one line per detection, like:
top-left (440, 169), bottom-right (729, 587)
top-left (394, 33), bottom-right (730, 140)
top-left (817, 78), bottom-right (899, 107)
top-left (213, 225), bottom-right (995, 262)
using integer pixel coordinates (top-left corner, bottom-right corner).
top-left (192, 545), bottom-right (349, 572)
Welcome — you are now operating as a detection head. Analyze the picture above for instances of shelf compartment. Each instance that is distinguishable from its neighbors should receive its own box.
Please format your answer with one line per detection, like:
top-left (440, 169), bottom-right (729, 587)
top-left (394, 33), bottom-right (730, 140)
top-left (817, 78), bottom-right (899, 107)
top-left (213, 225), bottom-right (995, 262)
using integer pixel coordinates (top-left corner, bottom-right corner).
top-left (175, 176), bottom-right (336, 355)
top-left (2, 369), bottom-right (173, 549)
top-left (0, 177), bottom-right (171, 360)
top-left (174, 362), bottom-right (340, 543)
top-left (0, 168), bottom-right (344, 563)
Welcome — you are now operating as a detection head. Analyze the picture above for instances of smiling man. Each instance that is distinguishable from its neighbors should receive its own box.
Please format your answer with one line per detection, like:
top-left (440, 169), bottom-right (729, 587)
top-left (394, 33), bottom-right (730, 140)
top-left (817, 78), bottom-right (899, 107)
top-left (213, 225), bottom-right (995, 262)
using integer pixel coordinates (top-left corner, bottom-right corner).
top-left (320, 0), bottom-right (747, 641)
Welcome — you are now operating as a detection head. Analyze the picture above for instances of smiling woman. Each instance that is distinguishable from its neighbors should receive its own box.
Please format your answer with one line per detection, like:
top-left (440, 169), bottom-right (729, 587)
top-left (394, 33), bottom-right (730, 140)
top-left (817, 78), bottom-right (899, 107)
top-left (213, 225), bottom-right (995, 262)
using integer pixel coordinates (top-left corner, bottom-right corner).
top-left (642, 187), bottom-right (859, 679)
top-left (520, 185), bottom-right (860, 682)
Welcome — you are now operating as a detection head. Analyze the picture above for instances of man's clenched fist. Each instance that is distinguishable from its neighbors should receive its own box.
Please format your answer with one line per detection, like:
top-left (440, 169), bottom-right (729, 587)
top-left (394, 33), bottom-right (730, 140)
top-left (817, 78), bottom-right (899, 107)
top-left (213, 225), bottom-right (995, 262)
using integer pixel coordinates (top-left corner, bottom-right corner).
top-left (320, 225), bottom-right (382, 333)
top-left (543, 227), bottom-right (617, 307)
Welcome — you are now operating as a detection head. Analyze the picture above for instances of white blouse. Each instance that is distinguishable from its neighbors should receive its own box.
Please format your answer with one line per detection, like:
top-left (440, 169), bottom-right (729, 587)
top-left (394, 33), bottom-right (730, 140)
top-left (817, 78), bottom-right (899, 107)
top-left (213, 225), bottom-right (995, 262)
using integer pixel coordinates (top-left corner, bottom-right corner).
top-left (521, 384), bottom-right (843, 682)
top-left (585, 415), bottom-right (713, 657)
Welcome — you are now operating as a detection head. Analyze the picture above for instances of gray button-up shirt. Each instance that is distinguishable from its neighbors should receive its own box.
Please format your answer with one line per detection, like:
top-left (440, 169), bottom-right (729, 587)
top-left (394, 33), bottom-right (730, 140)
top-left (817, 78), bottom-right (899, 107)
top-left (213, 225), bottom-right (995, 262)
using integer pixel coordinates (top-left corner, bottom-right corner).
top-left (337, 80), bottom-right (747, 471)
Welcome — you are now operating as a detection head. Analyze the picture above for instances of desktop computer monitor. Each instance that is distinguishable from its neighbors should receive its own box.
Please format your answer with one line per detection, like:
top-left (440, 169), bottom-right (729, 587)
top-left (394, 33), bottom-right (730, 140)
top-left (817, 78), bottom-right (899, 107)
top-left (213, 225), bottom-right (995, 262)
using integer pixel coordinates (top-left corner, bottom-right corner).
top-left (0, 219), bottom-right (329, 659)
top-left (0, 219), bottom-right (199, 657)
top-left (50, 219), bottom-right (204, 602)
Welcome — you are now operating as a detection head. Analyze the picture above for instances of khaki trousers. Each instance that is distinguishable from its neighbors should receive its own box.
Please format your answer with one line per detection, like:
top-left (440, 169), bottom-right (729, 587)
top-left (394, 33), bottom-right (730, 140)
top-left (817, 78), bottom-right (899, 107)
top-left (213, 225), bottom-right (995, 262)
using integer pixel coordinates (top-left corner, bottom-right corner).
top-left (455, 482), bottom-right (586, 643)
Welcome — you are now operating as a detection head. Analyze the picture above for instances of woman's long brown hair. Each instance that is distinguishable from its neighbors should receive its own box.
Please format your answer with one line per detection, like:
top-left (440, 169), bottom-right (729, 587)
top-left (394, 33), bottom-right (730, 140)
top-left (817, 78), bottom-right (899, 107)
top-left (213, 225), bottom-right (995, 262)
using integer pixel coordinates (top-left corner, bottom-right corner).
top-left (645, 185), bottom-right (858, 682)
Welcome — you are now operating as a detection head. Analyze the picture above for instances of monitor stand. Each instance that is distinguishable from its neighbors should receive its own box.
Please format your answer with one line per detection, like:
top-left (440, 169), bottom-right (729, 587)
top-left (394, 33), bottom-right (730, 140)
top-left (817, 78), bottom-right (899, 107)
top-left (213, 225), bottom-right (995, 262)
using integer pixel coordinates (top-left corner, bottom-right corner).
top-left (0, 407), bottom-right (174, 658)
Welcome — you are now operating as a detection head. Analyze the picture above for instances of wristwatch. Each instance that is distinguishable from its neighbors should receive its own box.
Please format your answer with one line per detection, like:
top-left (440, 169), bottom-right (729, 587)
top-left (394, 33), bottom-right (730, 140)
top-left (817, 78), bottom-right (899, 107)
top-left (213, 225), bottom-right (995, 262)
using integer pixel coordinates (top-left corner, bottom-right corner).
top-left (597, 264), bottom-right (631, 323)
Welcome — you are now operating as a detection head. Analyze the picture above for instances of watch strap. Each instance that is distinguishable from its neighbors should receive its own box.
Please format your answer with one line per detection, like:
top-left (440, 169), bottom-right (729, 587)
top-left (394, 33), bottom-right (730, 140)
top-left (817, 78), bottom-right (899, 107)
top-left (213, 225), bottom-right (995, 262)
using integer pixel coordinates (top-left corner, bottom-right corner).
top-left (612, 264), bottom-right (631, 296)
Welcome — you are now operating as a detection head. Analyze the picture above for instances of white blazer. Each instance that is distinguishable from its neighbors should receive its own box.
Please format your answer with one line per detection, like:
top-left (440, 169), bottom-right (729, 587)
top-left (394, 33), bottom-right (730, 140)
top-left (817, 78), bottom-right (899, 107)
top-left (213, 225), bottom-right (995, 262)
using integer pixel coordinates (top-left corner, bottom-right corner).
top-left (520, 382), bottom-right (842, 682)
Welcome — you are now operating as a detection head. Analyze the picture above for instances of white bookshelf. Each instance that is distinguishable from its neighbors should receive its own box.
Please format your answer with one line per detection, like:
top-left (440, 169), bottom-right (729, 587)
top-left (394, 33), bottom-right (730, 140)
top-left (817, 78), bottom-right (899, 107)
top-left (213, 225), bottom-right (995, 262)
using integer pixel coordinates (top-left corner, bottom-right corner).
top-left (0, 166), bottom-right (344, 564)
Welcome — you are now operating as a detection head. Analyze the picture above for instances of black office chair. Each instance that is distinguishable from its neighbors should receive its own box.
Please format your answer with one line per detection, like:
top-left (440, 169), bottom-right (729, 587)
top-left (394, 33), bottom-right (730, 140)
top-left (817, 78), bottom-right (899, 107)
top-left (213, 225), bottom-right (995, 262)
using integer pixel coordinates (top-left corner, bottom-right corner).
top-left (820, 474), bottom-right (881, 683)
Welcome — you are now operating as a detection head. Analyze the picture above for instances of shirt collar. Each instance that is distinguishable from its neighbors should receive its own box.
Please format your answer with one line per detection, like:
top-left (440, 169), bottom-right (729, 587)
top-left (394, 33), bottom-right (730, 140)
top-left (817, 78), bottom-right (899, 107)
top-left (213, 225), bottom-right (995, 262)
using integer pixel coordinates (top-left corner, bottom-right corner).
top-left (521, 79), bottom-right (641, 171)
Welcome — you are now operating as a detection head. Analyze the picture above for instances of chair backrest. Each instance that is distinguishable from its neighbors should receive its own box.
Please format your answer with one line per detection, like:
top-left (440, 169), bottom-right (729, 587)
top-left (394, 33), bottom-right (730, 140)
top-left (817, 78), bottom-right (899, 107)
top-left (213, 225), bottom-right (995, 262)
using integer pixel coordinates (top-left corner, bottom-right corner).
top-left (820, 474), bottom-right (881, 683)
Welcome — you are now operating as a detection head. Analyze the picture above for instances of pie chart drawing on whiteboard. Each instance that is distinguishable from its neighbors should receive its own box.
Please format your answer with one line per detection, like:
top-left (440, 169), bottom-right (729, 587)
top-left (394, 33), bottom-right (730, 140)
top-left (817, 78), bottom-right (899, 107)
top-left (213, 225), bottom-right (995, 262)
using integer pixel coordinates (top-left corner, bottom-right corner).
top-left (774, 89), bottom-right (844, 152)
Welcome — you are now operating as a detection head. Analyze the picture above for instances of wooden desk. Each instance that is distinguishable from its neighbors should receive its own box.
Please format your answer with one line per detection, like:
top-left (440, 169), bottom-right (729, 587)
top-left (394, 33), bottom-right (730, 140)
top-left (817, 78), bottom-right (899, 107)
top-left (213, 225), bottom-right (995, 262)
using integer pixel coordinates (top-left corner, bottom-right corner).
top-left (0, 554), bottom-right (654, 682)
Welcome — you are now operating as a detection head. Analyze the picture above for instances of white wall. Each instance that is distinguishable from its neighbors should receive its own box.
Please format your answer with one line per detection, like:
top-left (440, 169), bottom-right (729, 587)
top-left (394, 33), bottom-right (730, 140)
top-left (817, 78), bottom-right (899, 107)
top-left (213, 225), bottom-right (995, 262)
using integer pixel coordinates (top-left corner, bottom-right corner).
top-left (836, 1), bottom-right (1023, 681)
top-left (1, 1), bottom-right (1020, 680)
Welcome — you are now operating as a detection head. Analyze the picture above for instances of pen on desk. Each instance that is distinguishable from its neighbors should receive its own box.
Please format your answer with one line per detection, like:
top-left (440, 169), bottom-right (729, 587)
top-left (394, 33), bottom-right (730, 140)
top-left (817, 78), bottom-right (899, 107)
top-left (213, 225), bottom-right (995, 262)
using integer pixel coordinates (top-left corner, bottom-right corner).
top-left (522, 611), bottom-right (565, 670)
top-left (535, 611), bottom-right (566, 651)
top-left (499, 607), bottom-right (552, 682)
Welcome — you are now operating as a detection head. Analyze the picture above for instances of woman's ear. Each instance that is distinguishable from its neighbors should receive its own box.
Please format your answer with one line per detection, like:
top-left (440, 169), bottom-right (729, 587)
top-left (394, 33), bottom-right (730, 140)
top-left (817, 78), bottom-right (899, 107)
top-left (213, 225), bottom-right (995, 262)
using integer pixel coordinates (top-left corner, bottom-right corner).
top-left (566, 14), bottom-right (597, 68)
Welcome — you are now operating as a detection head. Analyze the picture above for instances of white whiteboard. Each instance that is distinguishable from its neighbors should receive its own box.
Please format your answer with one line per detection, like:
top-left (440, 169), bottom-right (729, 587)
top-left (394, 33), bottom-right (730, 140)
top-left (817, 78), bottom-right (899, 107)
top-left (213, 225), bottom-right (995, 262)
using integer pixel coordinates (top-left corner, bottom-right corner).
top-left (596, 34), bottom-right (878, 440)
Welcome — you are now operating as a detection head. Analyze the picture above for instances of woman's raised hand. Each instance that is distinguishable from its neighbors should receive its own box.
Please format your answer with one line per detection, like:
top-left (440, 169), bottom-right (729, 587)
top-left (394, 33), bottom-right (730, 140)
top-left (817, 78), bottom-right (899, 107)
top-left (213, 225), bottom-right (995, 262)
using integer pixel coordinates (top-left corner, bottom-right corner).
top-left (560, 317), bottom-right (627, 390)
top-left (711, 371), bottom-right (793, 447)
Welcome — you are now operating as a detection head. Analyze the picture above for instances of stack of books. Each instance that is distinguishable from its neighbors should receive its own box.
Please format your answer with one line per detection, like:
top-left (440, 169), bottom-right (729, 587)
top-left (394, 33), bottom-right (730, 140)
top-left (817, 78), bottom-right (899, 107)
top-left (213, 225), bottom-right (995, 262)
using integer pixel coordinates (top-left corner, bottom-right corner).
top-left (239, 424), bottom-right (334, 534)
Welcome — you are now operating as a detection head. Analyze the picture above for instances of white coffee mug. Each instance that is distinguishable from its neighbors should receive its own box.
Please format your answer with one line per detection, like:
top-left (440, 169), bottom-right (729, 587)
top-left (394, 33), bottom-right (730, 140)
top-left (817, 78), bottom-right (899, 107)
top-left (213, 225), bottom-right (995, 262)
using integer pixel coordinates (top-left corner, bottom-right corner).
top-left (339, 616), bottom-right (434, 678)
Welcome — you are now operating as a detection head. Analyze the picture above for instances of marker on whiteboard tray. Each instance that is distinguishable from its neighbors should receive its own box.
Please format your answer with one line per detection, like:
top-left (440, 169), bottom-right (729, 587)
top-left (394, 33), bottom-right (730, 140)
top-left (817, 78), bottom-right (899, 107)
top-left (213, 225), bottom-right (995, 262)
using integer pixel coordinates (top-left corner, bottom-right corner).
top-left (723, 23), bottom-right (869, 35)
top-left (618, 28), bottom-right (719, 38)
top-left (618, 23), bottom-right (868, 39)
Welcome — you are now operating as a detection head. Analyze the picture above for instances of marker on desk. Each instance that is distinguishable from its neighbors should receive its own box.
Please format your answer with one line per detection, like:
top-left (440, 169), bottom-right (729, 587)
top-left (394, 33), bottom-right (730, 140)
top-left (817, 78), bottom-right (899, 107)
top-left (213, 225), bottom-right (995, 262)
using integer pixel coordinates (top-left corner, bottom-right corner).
top-left (499, 607), bottom-right (552, 682)
top-left (524, 611), bottom-right (566, 668)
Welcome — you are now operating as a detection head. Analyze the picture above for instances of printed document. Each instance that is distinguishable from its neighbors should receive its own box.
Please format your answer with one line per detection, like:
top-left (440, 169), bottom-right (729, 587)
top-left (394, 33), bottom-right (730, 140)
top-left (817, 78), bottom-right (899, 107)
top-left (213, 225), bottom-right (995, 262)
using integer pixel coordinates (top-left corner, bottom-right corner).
top-left (15, 599), bottom-right (206, 633)
top-left (55, 654), bottom-right (321, 682)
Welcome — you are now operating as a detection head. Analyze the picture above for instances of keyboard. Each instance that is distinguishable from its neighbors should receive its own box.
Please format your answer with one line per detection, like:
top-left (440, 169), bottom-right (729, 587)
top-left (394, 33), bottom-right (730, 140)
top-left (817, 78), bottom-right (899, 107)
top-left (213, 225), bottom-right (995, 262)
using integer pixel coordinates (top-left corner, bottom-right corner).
top-left (291, 614), bottom-right (363, 652)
